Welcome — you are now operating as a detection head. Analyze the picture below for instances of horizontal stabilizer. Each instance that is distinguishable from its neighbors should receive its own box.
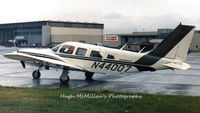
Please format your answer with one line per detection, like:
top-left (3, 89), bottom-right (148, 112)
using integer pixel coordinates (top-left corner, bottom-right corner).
top-left (163, 63), bottom-right (191, 70)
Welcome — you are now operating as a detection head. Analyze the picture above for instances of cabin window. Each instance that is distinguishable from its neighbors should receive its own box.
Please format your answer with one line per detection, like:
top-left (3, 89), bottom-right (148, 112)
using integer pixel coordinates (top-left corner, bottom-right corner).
top-left (59, 45), bottom-right (75, 54)
top-left (107, 54), bottom-right (115, 59)
top-left (76, 48), bottom-right (87, 56)
top-left (51, 44), bottom-right (61, 52)
top-left (90, 50), bottom-right (102, 58)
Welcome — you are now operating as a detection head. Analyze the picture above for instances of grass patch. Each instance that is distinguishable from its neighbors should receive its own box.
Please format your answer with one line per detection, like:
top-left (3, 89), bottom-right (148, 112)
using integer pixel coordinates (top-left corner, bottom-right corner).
top-left (0, 86), bottom-right (199, 113)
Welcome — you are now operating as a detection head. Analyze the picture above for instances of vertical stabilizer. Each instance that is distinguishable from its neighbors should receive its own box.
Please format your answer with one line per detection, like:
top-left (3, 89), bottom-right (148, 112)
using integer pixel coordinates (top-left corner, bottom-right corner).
top-left (149, 24), bottom-right (195, 61)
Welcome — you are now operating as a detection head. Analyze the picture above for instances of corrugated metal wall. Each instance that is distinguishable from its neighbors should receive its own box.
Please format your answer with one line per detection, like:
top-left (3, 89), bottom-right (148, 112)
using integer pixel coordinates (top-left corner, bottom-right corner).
top-left (51, 27), bottom-right (103, 44)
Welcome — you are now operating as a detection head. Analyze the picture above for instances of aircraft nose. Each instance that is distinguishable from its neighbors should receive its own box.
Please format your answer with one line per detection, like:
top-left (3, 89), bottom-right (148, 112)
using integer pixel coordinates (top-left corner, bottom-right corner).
top-left (3, 51), bottom-right (18, 59)
top-left (3, 53), bottom-right (13, 58)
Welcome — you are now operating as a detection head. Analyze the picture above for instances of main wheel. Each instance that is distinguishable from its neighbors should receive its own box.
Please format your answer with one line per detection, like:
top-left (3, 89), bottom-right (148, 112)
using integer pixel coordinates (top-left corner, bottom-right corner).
top-left (60, 75), bottom-right (70, 83)
top-left (85, 71), bottom-right (94, 80)
top-left (32, 70), bottom-right (41, 79)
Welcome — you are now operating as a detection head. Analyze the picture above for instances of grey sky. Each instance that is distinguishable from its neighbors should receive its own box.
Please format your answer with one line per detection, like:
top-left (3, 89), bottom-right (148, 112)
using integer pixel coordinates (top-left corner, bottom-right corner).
top-left (0, 0), bottom-right (200, 33)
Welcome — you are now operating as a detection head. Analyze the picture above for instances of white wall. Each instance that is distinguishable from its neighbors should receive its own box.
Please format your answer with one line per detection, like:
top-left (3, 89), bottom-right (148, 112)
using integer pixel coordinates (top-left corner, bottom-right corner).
top-left (42, 25), bottom-right (51, 46)
top-left (51, 27), bottom-right (103, 44)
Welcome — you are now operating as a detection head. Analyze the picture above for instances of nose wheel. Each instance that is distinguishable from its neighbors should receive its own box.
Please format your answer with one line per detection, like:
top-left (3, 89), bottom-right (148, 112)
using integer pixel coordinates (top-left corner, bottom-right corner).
top-left (32, 70), bottom-right (41, 79)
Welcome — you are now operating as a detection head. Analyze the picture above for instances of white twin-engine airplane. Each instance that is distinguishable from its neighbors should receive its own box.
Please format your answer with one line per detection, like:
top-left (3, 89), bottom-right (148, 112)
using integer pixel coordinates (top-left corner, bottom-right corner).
top-left (4, 24), bottom-right (195, 83)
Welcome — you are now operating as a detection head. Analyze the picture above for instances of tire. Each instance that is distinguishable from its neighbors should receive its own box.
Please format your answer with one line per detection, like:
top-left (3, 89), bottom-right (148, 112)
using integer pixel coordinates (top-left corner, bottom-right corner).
top-left (60, 75), bottom-right (70, 83)
top-left (32, 70), bottom-right (41, 79)
top-left (85, 71), bottom-right (94, 80)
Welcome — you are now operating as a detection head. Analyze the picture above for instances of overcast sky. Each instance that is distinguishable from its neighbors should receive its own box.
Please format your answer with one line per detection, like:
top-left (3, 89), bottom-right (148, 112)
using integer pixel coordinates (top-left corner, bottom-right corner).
top-left (0, 0), bottom-right (200, 33)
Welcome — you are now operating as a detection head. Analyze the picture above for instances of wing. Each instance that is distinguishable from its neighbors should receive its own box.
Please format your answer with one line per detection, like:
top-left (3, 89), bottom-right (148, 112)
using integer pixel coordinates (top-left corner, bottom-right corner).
top-left (4, 51), bottom-right (85, 70)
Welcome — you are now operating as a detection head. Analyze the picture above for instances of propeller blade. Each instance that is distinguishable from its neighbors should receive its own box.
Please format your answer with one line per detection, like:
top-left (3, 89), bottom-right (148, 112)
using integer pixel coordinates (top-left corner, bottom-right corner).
top-left (20, 61), bottom-right (26, 68)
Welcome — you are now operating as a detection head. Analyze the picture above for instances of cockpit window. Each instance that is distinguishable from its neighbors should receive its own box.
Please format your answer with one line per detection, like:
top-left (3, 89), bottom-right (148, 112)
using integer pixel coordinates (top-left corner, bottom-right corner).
top-left (90, 50), bottom-right (102, 58)
top-left (76, 48), bottom-right (87, 56)
top-left (59, 45), bottom-right (75, 54)
top-left (51, 44), bottom-right (61, 52)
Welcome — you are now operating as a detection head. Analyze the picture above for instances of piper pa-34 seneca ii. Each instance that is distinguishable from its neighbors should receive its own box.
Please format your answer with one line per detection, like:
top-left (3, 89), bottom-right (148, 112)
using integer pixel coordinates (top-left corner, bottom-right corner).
top-left (4, 24), bottom-right (195, 83)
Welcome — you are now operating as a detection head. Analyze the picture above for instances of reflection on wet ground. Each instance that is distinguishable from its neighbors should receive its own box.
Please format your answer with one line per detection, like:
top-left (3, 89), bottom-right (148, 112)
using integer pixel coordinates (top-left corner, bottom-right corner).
top-left (1, 47), bottom-right (200, 96)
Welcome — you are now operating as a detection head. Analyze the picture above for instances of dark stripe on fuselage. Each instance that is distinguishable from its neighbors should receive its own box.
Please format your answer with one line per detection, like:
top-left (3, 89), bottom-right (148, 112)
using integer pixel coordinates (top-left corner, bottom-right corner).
top-left (18, 51), bottom-right (63, 62)
top-left (57, 53), bottom-right (155, 71)
top-left (58, 53), bottom-right (134, 65)
top-left (134, 24), bottom-right (194, 66)
top-left (18, 50), bottom-right (156, 71)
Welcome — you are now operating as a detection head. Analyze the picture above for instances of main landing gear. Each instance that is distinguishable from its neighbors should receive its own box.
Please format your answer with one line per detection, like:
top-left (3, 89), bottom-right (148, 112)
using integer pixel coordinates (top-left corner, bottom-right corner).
top-left (85, 71), bottom-right (94, 80)
top-left (59, 70), bottom-right (94, 83)
top-left (60, 68), bottom-right (70, 84)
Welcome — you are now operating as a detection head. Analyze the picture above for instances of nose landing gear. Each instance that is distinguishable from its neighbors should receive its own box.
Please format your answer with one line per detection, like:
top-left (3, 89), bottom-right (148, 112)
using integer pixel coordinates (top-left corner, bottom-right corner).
top-left (32, 70), bottom-right (41, 79)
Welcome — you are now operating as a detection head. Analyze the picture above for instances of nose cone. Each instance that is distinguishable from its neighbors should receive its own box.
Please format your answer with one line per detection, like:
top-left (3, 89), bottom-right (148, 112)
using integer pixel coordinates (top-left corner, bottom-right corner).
top-left (3, 53), bottom-right (12, 58)
top-left (3, 51), bottom-right (18, 59)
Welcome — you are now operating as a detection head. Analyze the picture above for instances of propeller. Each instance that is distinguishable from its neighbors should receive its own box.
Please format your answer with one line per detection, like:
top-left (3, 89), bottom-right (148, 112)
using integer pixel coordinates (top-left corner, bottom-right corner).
top-left (20, 61), bottom-right (26, 68)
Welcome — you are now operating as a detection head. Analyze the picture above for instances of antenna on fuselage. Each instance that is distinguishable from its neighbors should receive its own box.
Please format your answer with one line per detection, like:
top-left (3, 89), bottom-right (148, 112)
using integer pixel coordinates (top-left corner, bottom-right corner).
top-left (138, 47), bottom-right (145, 53)
top-left (120, 43), bottom-right (128, 50)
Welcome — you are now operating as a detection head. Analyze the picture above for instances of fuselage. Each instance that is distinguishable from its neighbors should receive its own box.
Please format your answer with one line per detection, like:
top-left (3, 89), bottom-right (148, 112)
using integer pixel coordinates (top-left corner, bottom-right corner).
top-left (4, 42), bottom-right (176, 74)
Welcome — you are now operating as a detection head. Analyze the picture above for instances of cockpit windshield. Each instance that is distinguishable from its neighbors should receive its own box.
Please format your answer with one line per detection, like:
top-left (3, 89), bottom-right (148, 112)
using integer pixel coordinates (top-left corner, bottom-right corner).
top-left (59, 45), bottom-right (75, 54)
top-left (51, 44), bottom-right (61, 52)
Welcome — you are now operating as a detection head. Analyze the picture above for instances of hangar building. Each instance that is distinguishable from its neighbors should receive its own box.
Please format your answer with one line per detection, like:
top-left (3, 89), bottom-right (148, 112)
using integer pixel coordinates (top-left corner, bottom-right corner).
top-left (0, 21), bottom-right (104, 47)
top-left (190, 30), bottom-right (200, 52)
top-left (103, 32), bottom-right (158, 50)
top-left (104, 29), bottom-right (200, 52)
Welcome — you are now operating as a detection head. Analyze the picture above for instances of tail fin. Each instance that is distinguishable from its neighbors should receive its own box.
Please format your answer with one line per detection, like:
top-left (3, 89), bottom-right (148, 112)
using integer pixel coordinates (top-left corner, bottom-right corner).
top-left (149, 24), bottom-right (195, 61)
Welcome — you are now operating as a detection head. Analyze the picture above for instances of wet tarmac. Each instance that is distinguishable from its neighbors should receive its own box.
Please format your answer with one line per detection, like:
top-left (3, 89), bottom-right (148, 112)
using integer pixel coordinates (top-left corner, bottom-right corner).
top-left (1, 47), bottom-right (200, 96)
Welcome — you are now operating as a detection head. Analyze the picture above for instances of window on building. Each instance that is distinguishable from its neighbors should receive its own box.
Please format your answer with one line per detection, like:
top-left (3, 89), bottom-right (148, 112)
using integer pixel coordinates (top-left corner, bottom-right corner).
top-left (196, 45), bottom-right (199, 48)
top-left (79, 40), bottom-right (86, 43)
top-left (15, 32), bottom-right (29, 35)
top-left (90, 50), bottom-right (102, 58)
top-left (107, 54), bottom-right (115, 59)
top-left (59, 45), bottom-right (75, 54)
top-left (76, 48), bottom-right (87, 56)
top-left (31, 31), bottom-right (41, 35)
